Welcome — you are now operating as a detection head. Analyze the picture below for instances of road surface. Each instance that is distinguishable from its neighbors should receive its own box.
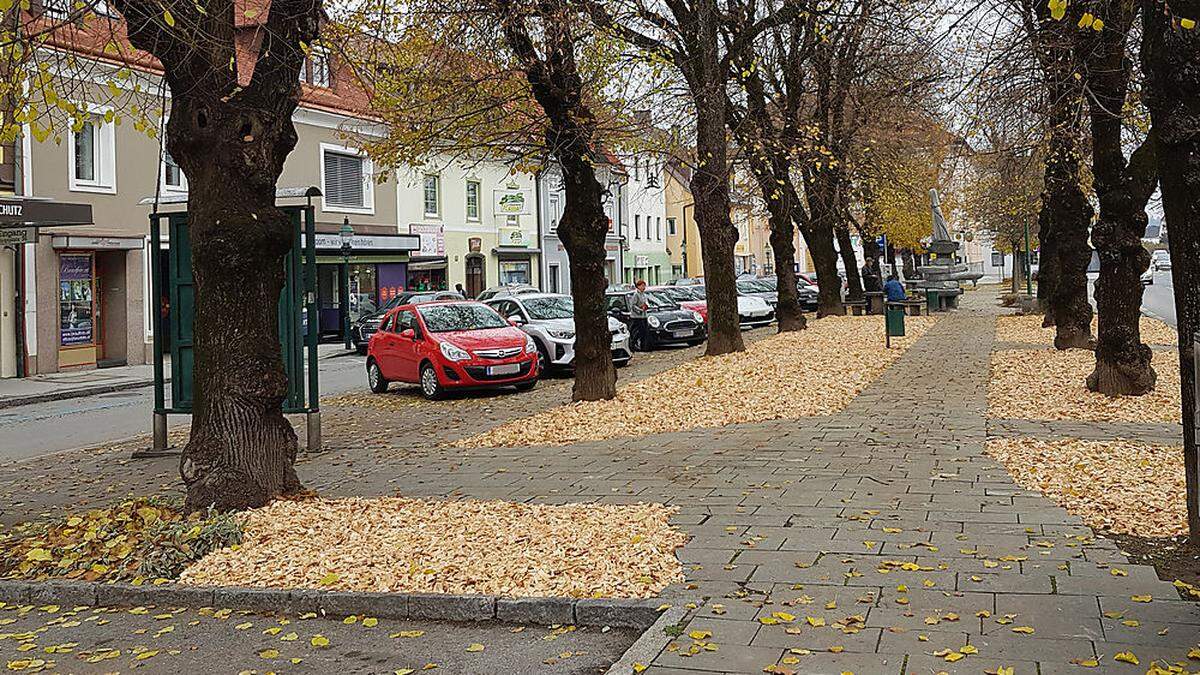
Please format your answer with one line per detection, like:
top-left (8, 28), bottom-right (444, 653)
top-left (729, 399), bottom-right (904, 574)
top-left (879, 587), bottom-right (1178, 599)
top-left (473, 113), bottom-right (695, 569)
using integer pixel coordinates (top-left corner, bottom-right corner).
top-left (0, 352), bottom-right (368, 463)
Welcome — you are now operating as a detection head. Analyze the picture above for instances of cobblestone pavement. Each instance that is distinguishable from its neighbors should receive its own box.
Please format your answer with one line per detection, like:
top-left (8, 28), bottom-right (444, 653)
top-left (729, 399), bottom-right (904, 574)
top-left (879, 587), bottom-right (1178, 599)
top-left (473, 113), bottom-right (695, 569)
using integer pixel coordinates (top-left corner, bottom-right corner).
top-left (4, 293), bottom-right (1199, 674)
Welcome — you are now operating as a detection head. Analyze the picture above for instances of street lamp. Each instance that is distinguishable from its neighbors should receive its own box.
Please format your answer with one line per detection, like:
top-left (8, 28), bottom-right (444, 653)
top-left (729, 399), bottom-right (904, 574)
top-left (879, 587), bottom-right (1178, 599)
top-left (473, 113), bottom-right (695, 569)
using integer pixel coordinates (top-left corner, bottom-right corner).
top-left (339, 217), bottom-right (353, 350)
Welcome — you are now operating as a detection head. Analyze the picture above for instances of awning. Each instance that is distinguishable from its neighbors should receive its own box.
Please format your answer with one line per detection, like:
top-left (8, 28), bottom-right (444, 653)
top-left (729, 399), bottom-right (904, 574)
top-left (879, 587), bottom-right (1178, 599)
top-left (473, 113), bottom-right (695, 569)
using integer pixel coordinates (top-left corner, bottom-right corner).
top-left (493, 246), bottom-right (542, 256)
top-left (52, 234), bottom-right (145, 250)
top-left (408, 257), bottom-right (448, 271)
top-left (138, 186), bottom-right (322, 206)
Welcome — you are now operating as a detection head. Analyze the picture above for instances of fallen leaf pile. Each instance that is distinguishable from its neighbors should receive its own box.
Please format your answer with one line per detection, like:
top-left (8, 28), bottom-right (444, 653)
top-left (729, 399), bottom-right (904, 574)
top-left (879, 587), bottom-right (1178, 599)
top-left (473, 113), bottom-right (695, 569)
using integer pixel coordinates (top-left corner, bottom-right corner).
top-left (0, 497), bottom-right (242, 583)
top-left (989, 349), bottom-right (1181, 423)
top-left (456, 315), bottom-right (938, 448)
top-left (995, 314), bottom-right (1178, 346)
top-left (179, 497), bottom-right (687, 598)
top-left (986, 438), bottom-right (1187, 537)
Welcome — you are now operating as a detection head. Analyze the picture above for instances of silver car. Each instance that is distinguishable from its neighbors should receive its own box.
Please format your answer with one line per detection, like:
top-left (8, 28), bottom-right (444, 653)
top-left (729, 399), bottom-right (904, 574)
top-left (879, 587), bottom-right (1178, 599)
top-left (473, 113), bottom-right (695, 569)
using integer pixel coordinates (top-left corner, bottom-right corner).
top-left (485, 293), bottom-right (632, 372)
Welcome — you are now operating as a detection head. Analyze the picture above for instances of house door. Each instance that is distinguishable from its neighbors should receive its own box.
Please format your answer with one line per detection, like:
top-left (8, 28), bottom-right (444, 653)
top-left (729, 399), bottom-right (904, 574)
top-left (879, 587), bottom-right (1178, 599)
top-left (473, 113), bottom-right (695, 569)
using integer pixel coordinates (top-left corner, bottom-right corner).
top-left (465, 255), bottom-right (485, 298)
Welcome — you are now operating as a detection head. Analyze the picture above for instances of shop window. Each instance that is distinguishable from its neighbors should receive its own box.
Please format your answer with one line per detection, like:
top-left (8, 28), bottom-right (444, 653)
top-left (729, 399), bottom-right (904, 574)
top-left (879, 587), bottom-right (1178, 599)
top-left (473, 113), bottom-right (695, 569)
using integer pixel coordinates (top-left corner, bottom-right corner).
top-left (321, 144), bottom-right (373, 213)
top-left (991, 251), bottom-right (1005, 267)
top-left (59, 254), bottom-right (94, 347)
top-left (424, 174), bottom-right (440, 217)
top-left (466, 180), bottom-right (480, 220)
top-left (162, 150), bottom-right (187, 192)
top-left (69, 107), bottom-right (116, 194)
top-left (500, 260), bottom-right (531, 285)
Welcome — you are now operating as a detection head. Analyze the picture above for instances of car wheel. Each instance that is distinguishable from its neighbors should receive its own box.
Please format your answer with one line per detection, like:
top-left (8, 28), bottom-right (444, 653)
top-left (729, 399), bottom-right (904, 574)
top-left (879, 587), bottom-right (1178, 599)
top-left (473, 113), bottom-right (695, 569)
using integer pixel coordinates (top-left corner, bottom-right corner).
top-left (419, 363), bottom-right (443, 400)
top-left (367, 359), bottom-right (388, 393)
top-left (615, 357), bottom-right (630, 368)
top-left (515, 379), bottom-right (537, 392)
top-left (536, 342), bottom-right (551, 376)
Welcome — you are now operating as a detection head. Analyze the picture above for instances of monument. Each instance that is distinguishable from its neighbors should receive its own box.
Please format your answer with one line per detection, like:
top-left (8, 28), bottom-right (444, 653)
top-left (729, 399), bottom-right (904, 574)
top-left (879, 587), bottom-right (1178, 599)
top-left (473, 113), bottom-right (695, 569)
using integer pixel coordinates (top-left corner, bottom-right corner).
top-left (907, 189), bottom-right (983, 310)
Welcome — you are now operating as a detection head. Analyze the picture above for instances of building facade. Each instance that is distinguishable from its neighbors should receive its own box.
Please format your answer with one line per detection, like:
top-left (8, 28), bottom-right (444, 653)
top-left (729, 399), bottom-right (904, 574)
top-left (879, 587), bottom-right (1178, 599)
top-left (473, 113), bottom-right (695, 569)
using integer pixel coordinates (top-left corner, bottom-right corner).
top-left (664, 159), bottom-right (701, 279)
top-left (621, 152), bottom-right (670, 285)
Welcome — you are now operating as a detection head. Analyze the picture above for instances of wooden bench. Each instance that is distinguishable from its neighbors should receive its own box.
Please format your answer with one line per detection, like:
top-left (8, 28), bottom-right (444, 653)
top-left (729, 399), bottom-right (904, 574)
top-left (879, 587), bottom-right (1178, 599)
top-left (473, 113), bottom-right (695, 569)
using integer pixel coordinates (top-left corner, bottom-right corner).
top-left (845, 299), bottom-right (868, 316)
top-left (888, 299), bottom-right (924, 316)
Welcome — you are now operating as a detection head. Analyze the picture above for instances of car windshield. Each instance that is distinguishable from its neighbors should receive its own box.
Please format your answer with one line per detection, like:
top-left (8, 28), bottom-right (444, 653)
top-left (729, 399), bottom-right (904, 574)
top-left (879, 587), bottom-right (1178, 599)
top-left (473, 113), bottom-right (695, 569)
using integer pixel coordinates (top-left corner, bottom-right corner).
top-left (523, 296), bottom-right (575, 320)
top-left (654, 287), bottom-right (693, 302)
top-left (418, 304), bottom-right (508, 332)
top-left (737, 280), bottom-right (766, 293)
top-left (645, 291), bottom-right (678, 309)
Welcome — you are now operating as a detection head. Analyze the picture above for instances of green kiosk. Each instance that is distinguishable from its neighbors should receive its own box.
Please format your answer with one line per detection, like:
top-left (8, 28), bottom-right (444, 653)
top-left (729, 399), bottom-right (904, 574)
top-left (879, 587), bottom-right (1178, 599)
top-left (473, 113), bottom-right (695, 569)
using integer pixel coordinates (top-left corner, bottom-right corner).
top-left (140, 187), bottom-right (323, 457)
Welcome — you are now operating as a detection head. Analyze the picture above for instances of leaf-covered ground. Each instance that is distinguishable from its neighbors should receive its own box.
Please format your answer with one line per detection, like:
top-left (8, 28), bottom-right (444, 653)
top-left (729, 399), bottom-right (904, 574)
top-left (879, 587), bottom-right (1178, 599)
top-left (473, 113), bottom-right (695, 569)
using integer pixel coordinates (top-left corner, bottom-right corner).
top-left (988, 348), bottom-right (1181, 423)
top-left (180, 497), bottom-right (687, 598)
top-left (0, 497), bottom-right (242, 583)
top-left (458, 315), bottom-right (938, 448)
top-left (995, 314), bottom-right (1178, 346)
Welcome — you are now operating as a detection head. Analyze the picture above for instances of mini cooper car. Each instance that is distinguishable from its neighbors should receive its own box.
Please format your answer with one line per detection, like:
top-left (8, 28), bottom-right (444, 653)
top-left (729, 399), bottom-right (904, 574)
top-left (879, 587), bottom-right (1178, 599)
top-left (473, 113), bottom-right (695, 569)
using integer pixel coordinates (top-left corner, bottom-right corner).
top-left (605, 289), bottom-right (707, 350)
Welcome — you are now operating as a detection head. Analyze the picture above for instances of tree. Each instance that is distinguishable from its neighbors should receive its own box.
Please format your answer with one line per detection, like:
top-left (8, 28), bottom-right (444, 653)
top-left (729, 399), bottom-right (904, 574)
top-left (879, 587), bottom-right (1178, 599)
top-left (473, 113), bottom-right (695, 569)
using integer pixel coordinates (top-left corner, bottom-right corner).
top-left (1079, 0), bottom-right (1159, 395)
top-left (103, 0), bottom-right (319, 511)
top-left (1140, 0), bottom-right (1200, 538)
top-left (589, 0), bottom-right (785, 354)
top-left (340, 2), bottom-right (641, 401)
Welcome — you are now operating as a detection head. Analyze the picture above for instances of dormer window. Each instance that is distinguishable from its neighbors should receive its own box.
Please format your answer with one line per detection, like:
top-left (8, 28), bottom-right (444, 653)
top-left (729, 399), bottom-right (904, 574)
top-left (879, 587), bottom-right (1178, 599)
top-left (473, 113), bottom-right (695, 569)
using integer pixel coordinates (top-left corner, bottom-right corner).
top-left (300, 47), bottom-right (332, 88)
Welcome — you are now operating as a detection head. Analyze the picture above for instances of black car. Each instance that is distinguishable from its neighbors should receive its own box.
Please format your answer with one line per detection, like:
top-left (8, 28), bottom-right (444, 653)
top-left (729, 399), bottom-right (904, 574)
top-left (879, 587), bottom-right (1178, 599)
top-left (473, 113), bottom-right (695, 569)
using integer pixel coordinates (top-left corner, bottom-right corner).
top-left (605, 290), bottom-right (707, 350)
top-left (350, 290), bottom-right (464, 353)
top-left (795, 278), bottom-right (820, 311)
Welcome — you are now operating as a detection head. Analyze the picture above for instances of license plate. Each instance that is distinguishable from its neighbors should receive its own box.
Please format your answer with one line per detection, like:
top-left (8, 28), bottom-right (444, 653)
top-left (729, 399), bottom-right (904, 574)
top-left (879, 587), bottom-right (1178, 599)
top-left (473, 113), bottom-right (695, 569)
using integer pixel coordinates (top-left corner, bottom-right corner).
top-left (487, 363), bottom-right (520, 376)
top-left (672, 329), bottom-right (691, 338)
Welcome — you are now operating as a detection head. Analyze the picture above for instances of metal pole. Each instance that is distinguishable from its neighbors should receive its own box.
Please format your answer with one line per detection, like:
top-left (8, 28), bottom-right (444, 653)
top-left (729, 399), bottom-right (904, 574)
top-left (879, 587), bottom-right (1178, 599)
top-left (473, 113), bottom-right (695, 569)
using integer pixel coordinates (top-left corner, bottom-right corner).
top-left (149, 215), bottom-right (167, 454)
top-left (304, 205), bottom-right (321, 453)
top-left (1023, 222), bottom-right (1032, 296)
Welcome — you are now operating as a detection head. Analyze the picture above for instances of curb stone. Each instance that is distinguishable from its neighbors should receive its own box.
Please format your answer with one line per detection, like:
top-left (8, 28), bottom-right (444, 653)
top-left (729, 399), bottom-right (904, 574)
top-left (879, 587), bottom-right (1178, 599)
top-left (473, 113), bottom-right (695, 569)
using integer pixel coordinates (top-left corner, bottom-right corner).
top-left (603, 605), bottom-right (688, 675)
top-left (0, 580), bottom-right (667, 628)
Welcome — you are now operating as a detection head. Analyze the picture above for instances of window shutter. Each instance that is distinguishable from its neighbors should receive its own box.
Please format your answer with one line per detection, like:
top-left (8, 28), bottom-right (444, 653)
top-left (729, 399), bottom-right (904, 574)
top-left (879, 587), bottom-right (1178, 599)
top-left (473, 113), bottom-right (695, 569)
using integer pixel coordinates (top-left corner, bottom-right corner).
top-left (324, 152), bottom-right (364, 207)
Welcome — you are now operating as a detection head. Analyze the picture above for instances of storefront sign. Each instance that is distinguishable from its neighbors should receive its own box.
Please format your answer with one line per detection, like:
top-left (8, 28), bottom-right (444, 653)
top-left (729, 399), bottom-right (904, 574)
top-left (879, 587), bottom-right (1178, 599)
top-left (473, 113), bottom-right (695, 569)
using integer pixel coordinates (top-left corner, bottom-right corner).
top-left (493, 188), bottom-right (532, 216)
top-left (498, 227), bottom-right (531, 247)
top-left (0, 227), bottom-right (35, 245)
top-left (59, 254), bottom-right (94, 347)
top-left (409, 223), bottom-right (445, 256)
top-left (310, 233), bottom-right (421, 252)
top-left (51, 235), bottom-right (143, 250)
top-left (634, 255), bottom-right (650, 267)
top-left (0, 199), bottom-right (92, 226)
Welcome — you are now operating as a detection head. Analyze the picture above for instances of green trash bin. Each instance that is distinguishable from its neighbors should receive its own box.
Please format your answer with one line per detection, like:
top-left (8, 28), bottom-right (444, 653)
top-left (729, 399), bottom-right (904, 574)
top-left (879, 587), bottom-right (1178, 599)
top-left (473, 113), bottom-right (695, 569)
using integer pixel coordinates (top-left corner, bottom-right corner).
top-left (886, 305), bottom-right (906, 337)
top-left (925, 289), bottom-right (941, 313)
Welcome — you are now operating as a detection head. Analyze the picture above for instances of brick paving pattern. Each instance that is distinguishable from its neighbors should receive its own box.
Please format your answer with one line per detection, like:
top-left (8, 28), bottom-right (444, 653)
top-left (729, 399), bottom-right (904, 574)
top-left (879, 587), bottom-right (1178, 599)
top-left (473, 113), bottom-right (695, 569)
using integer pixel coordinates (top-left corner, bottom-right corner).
top-left (2, 292), bottom-right (1197, 674)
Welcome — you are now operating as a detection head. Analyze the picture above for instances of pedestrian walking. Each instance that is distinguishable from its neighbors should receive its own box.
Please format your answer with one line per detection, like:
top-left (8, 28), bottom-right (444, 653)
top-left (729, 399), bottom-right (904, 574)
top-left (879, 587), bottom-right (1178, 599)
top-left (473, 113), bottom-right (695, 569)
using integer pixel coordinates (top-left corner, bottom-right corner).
top-left (630, 279), bottom-right (650, 351)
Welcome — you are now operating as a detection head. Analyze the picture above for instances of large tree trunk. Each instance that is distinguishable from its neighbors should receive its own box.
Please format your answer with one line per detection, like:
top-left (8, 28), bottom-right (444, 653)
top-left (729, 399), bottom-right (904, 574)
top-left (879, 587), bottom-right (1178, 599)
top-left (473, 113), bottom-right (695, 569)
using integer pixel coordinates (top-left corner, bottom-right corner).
top-left (1141, 0), bottom-right (1200, 538)
top-left (1045, 129), bottom-right (1095, 350)
top-left (1085, 4), bottom-right (1158, 396)
top-left (799, 174), bottom-right (845, 317)
top-left (1036, 206), bottom-right (1057, 323)
top-left (836, 225), bottom-right (863, 302)
top-left (170, 98), bottom-right (304, 513)
top-left (559, 163), bottom-right (618, 401)
top-left (691, 91), bottom-right (744, 355)
top-left (745, 155), bottom-right (805, 331)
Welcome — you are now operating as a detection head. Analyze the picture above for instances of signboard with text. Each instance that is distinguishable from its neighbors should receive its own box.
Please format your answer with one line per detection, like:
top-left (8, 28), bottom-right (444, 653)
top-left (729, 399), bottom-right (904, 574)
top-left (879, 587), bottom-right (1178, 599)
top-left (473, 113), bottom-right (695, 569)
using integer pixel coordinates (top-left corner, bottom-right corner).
top-left (59, 254), bottom-right (94, 347)
top-left (493, 188), bottom-right (532, 216)
top-left (409, 223), bottom-right (445, 256)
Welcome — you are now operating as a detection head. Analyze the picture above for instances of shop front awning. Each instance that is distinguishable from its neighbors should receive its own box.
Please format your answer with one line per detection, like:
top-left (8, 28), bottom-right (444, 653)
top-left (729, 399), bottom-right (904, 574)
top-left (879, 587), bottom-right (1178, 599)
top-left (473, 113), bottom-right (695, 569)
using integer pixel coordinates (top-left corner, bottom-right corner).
top-left (0, 198), bottom-right (93, 228)
top-left (305, 232), bottom-right (421, 255)
top-left (493, 246), bottom-right (542, 256)
top-left (408, 257), bottom-right (448, 271)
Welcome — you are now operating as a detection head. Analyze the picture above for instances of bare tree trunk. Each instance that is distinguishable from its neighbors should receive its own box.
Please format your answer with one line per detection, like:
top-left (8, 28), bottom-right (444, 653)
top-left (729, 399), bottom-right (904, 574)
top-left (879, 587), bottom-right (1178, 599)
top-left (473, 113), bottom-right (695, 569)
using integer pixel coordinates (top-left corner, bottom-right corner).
top-left (692, 90), bottom-right (744, 355)
top-left (1141, 0), bottom-right (1200, 538)
top-left (1037, 207), bottom-right (1057, 323)
top-left (744, 154), bottom-right (805, 331)
top-left (169, 98), bottom-right (305, 513)
top-left (1084, 1), bottom-right (1158, 395)
top-left (836, 226), bottom-right (863, 302)
top-left (801, 173), bottom-right (845, 316)
top-left (1045, 121), bottom-right (1095, 349)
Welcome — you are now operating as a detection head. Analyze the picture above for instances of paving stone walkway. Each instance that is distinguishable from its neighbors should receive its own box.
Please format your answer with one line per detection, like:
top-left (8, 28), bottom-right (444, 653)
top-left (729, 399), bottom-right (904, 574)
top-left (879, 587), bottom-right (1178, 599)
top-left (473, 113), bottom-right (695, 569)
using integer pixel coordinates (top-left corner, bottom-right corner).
top-left (331, 292), bottom-right (1198, 674)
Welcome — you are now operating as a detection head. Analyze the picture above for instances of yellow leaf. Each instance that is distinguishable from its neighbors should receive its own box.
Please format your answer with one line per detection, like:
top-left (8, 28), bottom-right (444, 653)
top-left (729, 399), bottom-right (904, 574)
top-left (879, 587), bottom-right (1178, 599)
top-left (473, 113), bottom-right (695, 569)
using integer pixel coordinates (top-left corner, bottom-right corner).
top-left (343, 616), bottom-right (358, 625)
top-left (632, 664), bottom-right (648, 673)
top-left (311, 635), bottom-right (330, 648)
top-left (362, 617), bottom-right (379, 628)
top-left (465, 643), bottom-right (484, 652)
top-left (260, 649), bottom-right (279, 659)
top-left (1011, 626), bottom-right (1035, 634)
top-left (960, 645), bottom-right (978, 654)
top-left (1131, 595), bottom-right (1152, 603)
top-left (1071, 658), bottom-right (1099, 667)
top-left (318, 572), bottom-right (340, 586)
top-left (162, 8), bottom-right (175, 27)
top-left (135, 650), bottom-right (159, 660)
top-left (688, 630), bottom-right (711, 640)
top-left (806, 616), bottom-right (825, 627)
top-left (772, 611), bottom-right (795, 622)
top-left (945, 651), bottom-right (964, 662)
top-left (1092, 18), bottom-right (1104, 30)
top-left (396, 670), bottom-right (415, 675)
top-left (1113, 651), bottom-right (1139, 665)
top-left (235, 622), bottom-right (253, 630)
top-left (1182, 17), bottom-right (1196, 29)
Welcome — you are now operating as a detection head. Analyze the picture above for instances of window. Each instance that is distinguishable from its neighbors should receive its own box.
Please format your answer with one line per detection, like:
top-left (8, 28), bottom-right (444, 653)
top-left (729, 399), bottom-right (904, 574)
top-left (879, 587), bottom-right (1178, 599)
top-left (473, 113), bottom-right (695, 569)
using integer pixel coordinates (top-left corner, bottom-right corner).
top-left (423, 174), bottom-right (440, 216)
top-left (42, 0), bottom-right (71, 19)
top-left (321, 144), bottom-right (373, 213)
top-left (548, 193), bottom-right (561, 232)
top-left (466, 180), bottom-right (480, 220)
top-left (162, 151), bottom-right (187, 192)
top-left (548, 263), bottom-right (560, 293)
top-left (656, 217), bottom-right (662, 240)
top-left (635, 214), bottom-right (641, 239)
top-left (312, 48), bottom-right (332, 87)
top-left (667, 217), bottom-right (677, 236)
top-left (69, 107), bottom-right (115, 194)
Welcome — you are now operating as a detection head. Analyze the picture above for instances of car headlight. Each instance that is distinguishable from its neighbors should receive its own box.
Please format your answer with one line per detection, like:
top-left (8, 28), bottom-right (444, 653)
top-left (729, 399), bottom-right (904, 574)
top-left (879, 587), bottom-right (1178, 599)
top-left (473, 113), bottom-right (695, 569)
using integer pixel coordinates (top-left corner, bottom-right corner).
top-left (548, 329), bottom-right (575, 339)
top-left (439, 341), bottom-right (470, 362)
top-left (647, 315), bottom-right (661, 328)
top-left (689, 310), bottom-right (703, 323)
top-left (525, 335), bottom-right (537, 353)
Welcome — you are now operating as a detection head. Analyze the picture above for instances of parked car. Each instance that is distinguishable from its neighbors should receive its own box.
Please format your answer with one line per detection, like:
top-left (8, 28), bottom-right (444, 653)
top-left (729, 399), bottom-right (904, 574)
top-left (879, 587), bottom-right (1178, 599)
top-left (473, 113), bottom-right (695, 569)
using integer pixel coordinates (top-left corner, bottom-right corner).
top-left (1141, 269), bottom-right (1155, 285)
top-left (484, 293), bottom-right (632, 373)
top-left (1151, 250), bottom-right (1172, 271)
top-left (605, 289), bottom-right (706, 349)
top-left (366, 301), bottom-right (538, 399)
top-left (737, 278), bottom-right (778, 306)
top-left (648, 285), bottom-right (708, 322)
top-left (351, 290), bottom-right (465, 354)
top-left (476, 284), bottom-right (540, 301)
top-left (655, 284), bottom-right (775, 328)
top-left (795, 278), bottom-right (820, 311)
top-left (670, 277), bottom-right (705, 286)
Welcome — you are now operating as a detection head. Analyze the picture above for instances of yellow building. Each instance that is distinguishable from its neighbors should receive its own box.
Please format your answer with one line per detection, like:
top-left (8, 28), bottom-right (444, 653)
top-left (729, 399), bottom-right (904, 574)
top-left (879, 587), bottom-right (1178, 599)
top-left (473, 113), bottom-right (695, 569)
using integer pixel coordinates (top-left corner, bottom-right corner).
top-left (664, 159), bottom-right (703, 279)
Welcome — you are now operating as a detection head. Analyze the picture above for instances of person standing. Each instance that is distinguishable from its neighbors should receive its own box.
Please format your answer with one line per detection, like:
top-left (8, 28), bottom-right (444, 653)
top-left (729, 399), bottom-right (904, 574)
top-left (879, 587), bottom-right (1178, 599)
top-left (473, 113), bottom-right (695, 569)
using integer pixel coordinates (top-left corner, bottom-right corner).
top-left (630, 279), bottom-right (650, 351)
top-left (861, 259), bottom-right (883, 293)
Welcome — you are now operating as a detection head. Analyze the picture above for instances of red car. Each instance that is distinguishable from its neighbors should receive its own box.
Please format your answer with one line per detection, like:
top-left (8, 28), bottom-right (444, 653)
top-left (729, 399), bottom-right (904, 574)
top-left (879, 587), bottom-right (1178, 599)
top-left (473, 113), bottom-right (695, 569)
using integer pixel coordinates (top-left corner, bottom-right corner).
top-left (366, 301), bottom-right (539, 399)
top-left (649, 286), bottom-right (709, 322)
